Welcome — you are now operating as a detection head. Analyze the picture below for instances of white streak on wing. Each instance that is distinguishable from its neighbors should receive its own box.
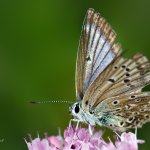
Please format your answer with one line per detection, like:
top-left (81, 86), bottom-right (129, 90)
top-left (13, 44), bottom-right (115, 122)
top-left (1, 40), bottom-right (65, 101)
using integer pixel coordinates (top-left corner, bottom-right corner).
top-left (90, 50), bottom-right (115, 83)
top-left (91, 28), bottom-right (101, 58)
top-left (85, 22), bottom-right (91, 55)
top-left (93, 41), bottom-right (111, 73)
top-left (88, 23), bottom-right (96, 54)
top-left (86, 34), bottom-right (106, 86)
top-left (86, 22), bottom-right (90, 34)
top-left (84, 28), bottom-right (101, 89)
top-left (101, 50), bottom-right (115, 70)
top-left (93, 35), bottom-right (106, 64)
top-left (83, 23), bottom-right (97, 92)
top-left (84, 63), bottom-right (92, 92)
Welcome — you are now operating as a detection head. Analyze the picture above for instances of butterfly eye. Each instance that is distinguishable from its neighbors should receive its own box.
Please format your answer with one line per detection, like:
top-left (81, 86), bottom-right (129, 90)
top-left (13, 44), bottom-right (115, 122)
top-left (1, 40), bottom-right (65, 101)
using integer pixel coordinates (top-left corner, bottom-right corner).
top-left (75, 104), bottom-right (80, 113)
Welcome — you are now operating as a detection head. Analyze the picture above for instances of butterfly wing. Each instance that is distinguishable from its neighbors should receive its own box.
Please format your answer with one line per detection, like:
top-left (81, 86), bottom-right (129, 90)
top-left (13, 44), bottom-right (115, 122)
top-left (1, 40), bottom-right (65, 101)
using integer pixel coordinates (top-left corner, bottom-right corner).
top-left (76, 8), bottom-right (120, 100)
top-left (95, 92), bottom-right (150, 131)
top-left (83, 52), bottom-right (150, 130)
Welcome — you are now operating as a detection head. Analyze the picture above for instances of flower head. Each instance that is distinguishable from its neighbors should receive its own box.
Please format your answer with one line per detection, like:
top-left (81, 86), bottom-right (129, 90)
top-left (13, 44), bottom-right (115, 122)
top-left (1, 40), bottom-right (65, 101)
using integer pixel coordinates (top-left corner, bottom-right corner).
top-left (26, 126), bottom-right (144, 150)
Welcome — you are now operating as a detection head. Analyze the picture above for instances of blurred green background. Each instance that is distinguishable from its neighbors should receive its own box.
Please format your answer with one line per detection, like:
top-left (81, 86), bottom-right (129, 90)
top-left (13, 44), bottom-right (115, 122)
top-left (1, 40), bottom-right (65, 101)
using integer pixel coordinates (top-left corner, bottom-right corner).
top-left (0, 0), bottom-right (150, 149)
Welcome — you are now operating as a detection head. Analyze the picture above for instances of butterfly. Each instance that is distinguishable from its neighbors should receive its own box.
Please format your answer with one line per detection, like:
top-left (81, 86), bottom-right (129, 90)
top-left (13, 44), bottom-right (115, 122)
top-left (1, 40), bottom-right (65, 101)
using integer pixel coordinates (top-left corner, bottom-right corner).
top-left (69, 8), bottom-right (150, 132)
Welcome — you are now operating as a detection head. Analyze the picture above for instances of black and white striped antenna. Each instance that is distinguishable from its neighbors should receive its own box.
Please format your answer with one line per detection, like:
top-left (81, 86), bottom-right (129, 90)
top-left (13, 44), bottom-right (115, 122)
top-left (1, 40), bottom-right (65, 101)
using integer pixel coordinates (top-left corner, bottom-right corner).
top-left (30, 100), bottom-right (73, 104)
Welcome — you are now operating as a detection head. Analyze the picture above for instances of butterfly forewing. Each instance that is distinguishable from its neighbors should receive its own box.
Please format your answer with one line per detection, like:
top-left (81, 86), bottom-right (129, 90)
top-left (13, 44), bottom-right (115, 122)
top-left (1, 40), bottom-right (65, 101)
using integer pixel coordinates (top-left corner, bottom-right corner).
top-left (76, 8), bottom-right (117, 100)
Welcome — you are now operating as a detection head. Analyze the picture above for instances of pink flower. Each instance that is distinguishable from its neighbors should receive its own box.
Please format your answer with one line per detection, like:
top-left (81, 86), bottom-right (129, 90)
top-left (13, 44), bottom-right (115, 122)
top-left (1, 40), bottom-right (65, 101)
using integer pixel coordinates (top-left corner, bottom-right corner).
top-left (25, 126), bottom-right (144, 150)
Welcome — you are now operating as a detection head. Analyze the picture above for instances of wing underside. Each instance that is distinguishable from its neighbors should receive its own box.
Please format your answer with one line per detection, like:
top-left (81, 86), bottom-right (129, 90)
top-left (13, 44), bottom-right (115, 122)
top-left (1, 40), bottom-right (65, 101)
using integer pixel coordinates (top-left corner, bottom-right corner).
top-left (75, 8), bottom-right (121, 100)
top-left (75, 8), bottom-right (150, 130)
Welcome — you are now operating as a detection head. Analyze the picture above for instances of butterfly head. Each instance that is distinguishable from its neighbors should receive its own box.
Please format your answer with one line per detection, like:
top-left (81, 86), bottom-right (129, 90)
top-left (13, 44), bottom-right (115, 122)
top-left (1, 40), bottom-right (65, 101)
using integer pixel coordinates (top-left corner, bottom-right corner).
top-left (69, 102), bottom-right (83, 119)
top-left (69, 101), bottom-right (98, 126)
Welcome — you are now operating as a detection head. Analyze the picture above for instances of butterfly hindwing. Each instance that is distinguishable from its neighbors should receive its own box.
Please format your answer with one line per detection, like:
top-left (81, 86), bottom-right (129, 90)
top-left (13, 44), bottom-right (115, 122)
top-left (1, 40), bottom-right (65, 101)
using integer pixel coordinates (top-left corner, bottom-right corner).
top-left (94, 92), bottom-right (150, 131)
top-left (82, 52), bottom-right (150, 130)
top-left (82, 52), bottom-right (150, 108)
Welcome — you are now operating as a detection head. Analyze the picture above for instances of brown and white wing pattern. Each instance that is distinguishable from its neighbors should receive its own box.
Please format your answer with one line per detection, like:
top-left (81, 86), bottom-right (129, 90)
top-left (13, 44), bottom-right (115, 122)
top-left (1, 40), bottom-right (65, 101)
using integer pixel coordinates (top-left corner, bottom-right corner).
top-left (95, 92), bottom-right (150, 131)
top-left (83, 52), bottom-right (150, 130)
top-left (76, 8), bottom-right (121, 100)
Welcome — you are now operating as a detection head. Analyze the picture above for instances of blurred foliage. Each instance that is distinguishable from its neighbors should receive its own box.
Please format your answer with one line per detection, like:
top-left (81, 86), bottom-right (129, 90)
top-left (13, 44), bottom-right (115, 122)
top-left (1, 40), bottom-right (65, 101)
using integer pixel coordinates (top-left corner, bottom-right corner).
top-left (0, 0), bottom-right (150, 149)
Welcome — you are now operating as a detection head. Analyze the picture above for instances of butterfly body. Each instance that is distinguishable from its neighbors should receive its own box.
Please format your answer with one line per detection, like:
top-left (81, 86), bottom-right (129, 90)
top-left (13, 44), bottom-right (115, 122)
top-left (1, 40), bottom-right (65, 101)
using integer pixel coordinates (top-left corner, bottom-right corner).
top-left (70, 8), bottom-right (150, 132)
top-left (70, 101), bottom-right (126, 132)
top-left (70, 102), bottom-right (98, 126)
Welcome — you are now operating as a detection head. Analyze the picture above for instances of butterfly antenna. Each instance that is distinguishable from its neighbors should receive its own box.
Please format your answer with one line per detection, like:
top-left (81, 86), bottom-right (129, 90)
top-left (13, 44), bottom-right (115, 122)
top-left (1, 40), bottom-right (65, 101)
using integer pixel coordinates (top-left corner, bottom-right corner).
top-left (30, 100), bottom-right (73, 104)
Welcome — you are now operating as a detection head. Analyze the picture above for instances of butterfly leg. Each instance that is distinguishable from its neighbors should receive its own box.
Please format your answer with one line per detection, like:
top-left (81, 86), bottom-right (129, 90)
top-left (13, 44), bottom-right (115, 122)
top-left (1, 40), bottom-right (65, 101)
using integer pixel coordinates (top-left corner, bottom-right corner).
top-left (69, 119), bottom-right (73, 127)
top-left (135, 127), bottom-right (137, 137)
top-left (88, 125), bottom-right (95, 135)
top-left (75, 120), bottom-right (80, 130)
top-left (113, 130), bottom-right (121, 139)
top-left (69, 118), bottom-right (80, 128)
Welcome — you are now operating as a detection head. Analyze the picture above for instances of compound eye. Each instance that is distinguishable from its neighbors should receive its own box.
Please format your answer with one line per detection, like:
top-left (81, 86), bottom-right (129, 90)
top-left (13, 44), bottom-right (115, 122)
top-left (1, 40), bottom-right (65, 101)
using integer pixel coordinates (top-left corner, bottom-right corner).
top-left (75, 104), bottom-right (80, 113)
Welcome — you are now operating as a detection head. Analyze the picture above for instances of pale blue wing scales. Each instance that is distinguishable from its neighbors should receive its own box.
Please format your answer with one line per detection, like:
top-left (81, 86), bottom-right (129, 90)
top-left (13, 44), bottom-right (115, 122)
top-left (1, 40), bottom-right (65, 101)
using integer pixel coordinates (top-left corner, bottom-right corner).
top-left (89, 41), bottom-right (115, 85)
top-left (83, 22), bottom-right (98, 92)
top-left (76, 8), bottom-right (118, 100)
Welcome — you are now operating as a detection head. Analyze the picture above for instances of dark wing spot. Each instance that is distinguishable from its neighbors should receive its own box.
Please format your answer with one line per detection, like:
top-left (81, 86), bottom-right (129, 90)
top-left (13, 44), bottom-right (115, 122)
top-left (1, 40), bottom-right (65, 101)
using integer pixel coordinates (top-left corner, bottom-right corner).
top-left (120, 122), bottom-right (124, 126)
top-left (122, 65), bottom-right (126, 68)
top-left (85, 101), bottom-right (88, 105)
top-left (134, 112), bottom-right (140, 115)
top-left (114, 66), bottom-right (118, 69)
top-left (130, 95), bottom-right (136, 99)
top-left (126, 73), bottom-right (130, 77)
top-left (135, 99), bottom-right (141, 102)
top-left (115, 108), bottom-right (121, 111)
top-left (128, 117), bottom-right (134, 122)
top-left (86, 56), bottom-right (91, 61)
top-left (139, 109), bottom-right (145, 112)
top-left (144, 114), bottom-right (149, 119)
top-left (126, 68), bottom-right (130, 71)
top-left (112, 100), bottom-right (119, 105)
top-left (108, 79), bottom-right (115, 83)
top-left (89, 110), bottom-right (94, 114)
top-left (124, 79), bottom-right (130, 83)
